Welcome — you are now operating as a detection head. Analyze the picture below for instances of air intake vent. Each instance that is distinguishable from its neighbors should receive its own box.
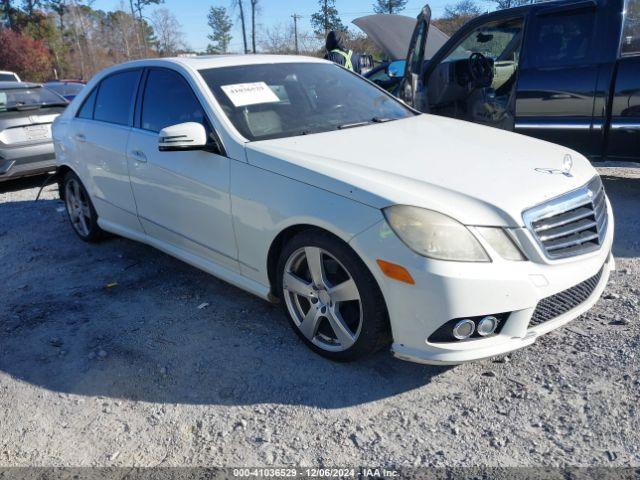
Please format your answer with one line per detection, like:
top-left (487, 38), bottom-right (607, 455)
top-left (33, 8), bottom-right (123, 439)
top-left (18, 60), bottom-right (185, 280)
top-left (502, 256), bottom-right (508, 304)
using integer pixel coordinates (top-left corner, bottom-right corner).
top-left (524, 177), bottom-right (608, 260)
top-left (529, 264), bottom-right (604, 327)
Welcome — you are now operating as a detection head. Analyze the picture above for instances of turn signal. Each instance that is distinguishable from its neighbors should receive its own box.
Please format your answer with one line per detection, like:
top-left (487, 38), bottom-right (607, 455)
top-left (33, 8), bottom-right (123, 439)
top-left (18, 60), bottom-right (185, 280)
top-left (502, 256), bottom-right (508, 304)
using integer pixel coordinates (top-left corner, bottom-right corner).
top-left (376, 260), bottom-right (415, 285)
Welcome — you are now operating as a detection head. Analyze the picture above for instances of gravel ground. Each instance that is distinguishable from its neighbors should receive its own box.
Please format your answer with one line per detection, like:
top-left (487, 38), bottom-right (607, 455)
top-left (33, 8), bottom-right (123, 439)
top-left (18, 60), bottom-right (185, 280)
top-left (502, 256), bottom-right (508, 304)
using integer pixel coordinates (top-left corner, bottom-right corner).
top-left (0, 168), bottom-right (638, 468)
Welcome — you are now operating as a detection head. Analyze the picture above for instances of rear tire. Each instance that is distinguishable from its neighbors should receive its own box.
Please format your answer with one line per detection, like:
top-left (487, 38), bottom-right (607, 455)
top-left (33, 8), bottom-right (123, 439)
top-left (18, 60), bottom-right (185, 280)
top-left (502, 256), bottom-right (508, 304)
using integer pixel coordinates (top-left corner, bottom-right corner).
top-left (276, 230), bottom-right (390, 362)
top-left (62, 171), bottom-right (104, 242)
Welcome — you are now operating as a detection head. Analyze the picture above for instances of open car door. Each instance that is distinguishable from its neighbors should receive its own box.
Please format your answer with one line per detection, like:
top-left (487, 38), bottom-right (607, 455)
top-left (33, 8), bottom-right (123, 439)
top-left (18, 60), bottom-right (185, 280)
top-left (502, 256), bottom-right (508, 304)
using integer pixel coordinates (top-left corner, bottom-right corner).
top-left (398, 6), bottom-right (432, 110)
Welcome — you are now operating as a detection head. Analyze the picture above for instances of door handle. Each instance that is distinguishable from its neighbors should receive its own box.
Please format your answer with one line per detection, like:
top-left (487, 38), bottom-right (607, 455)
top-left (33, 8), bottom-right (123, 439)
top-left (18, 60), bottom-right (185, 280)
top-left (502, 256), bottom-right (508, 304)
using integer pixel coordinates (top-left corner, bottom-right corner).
top-left (75, 133), bottom-right (86, 142)
top-left (130, 150), bottom-right (147, 162)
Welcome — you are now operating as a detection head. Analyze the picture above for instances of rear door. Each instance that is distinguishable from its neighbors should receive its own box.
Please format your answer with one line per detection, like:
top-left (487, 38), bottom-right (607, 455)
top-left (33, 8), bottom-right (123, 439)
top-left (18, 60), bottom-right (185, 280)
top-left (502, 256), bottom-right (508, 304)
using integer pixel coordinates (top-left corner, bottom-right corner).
top-left (605, 0), bottom-right (640, 160)
top-left (68, 69), bottom-right (143, 233)
top-left (515, 1), bottom-right (602, 155)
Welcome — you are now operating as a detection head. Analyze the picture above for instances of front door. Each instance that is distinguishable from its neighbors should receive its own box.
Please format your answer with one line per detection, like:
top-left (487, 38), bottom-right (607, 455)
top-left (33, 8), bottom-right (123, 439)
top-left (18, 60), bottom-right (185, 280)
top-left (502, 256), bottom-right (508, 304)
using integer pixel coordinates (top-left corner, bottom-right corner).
top-left (515, 2), bottom-right (601, 155)
top-left (423, 14), bottom-right (525, 130)
top-left (126, 68), bottom-right (238, 271)
top-left (399, 6), bottom-right (432, 110)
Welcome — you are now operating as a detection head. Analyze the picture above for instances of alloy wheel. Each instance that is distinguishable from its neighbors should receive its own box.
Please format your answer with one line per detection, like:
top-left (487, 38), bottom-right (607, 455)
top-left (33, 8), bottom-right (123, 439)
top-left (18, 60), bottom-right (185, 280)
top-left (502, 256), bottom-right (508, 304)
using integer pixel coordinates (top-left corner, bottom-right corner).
top-left (282, 246), bottom-right (363, 352)
top-left (65, 178), bottom-right (92, 237)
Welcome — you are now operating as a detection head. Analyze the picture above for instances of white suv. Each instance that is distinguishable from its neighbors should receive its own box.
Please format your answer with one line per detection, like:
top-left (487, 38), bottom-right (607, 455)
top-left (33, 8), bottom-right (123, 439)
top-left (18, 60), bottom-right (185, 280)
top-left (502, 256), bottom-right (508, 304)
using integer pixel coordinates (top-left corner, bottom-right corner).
top-left (52, 55), bottom-right (614, 364)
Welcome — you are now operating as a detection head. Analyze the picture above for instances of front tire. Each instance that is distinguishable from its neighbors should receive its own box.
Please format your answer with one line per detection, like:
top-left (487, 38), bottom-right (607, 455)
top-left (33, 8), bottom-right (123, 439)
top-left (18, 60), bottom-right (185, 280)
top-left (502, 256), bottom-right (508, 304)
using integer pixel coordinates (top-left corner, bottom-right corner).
top-left (62, 171), bottom-right (103, 242)
top-left (276, 230), bottom-right (390, 361)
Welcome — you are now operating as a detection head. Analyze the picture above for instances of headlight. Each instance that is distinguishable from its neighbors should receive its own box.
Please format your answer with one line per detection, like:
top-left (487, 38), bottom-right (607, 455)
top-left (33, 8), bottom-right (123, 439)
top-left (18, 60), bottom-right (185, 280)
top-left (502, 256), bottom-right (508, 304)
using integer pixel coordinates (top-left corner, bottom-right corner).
top-left (383, 206), bottom-right (490, 262)
top-left (476, 227), bottom-right (526, 261)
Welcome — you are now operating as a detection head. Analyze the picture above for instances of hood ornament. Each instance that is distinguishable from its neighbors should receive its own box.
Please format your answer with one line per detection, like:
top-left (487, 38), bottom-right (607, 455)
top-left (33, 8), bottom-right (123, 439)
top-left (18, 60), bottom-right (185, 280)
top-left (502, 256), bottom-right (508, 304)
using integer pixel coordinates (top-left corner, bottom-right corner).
top-left (534, 154), bottom-right (574, 177)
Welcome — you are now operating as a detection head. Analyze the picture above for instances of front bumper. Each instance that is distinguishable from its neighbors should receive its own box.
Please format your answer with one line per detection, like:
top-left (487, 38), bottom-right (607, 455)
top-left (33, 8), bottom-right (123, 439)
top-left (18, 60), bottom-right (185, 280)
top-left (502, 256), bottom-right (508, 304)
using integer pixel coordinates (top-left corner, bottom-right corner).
top-left (0, 142), bottom-right (56, 182)
top-left (349, 200), bottom-right (615, 365)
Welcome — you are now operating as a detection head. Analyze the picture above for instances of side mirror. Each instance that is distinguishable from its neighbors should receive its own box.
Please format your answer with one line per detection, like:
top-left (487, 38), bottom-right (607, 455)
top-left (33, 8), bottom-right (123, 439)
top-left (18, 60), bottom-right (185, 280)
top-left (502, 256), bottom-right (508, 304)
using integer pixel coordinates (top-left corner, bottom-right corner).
top-left (387, 60), bottom-right (406, 78)
top-left (158, 122), bottom-right (207, 152)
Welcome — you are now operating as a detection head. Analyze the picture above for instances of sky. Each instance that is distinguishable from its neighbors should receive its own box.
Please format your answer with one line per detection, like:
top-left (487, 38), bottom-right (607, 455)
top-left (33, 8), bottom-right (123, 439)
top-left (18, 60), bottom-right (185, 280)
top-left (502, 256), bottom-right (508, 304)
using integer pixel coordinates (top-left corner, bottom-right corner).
top-left (89, 0), bottom-right (456, 53)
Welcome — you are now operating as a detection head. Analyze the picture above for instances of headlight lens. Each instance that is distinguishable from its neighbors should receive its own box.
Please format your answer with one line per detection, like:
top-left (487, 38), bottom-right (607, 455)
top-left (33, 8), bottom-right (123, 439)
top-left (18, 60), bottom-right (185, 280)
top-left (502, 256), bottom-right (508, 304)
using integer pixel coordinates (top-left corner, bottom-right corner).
top-left (476, 227), bottom-right (526, 261)
top-left (383, 206), bottom-right (490, 262)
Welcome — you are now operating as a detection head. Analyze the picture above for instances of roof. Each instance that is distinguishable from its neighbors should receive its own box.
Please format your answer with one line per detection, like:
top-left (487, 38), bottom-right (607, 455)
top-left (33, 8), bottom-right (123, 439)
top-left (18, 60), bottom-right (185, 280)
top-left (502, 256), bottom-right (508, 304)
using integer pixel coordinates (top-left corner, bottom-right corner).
top-left (141, 54), bottom-right (328, 72)
top-left (0, 81), bottom-right (41, 89)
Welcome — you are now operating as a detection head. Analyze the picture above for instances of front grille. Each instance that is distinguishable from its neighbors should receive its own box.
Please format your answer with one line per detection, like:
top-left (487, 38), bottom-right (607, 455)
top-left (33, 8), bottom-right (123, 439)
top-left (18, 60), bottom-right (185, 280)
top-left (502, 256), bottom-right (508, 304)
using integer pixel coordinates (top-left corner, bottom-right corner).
top-left (523, 176), bottom-right (608, 260)
top-left (529, 265), bottom-right (604, 327)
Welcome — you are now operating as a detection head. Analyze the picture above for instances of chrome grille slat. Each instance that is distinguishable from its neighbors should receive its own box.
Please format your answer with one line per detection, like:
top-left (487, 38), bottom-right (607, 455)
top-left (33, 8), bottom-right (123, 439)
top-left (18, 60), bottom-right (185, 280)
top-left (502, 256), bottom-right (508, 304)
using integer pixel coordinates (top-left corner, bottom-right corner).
top-left (523, 176), bottom-right (608, 260)
top-left (537, 218), bottom-right (598, 241)
top-left (533, 206), bottom-right (594, 232)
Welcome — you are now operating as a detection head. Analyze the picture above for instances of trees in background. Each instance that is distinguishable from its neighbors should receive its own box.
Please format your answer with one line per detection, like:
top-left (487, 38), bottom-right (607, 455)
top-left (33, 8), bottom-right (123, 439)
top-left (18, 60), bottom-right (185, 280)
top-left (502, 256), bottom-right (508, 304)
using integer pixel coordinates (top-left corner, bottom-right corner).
top-left (311, 0), bottom-right (345, 37)
top-left (0, 28), bottom-right (53, 81)
top-left (250, 0), bottom-right (258, 53)
top-left (0, 0), bottom-right (185, 82)
top-left (433, 0), bottom-right (483, 35)
top-left (232, 0), bottom-right (248, 53)
top-left (207, 6), bottom-right (232, 54)
top-left (372, 0), bottom-right (408, 14)
top-left (151, 8), bottom-right (185, 56)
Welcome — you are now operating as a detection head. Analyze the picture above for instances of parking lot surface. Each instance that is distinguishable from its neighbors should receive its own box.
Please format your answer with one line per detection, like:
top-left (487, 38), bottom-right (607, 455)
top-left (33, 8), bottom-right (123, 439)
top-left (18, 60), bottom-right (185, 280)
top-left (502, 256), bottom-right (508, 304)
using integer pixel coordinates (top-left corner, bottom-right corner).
top-left (0, 169), bottom-right (639, 467)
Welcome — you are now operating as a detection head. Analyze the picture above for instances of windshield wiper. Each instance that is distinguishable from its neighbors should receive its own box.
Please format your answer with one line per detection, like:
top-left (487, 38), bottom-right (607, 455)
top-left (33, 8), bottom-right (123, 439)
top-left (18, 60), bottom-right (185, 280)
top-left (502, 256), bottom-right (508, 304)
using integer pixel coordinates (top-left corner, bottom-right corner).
top-left (337, 121), bottom-right (371, 130)
top-left (371, 117), bottom-right (393, 123)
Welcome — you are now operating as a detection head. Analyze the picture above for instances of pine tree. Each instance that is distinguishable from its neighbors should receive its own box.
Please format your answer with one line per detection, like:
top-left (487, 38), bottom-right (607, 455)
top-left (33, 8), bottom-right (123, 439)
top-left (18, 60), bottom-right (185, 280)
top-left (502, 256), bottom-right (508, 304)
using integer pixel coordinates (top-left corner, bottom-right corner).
top-left (310, 0), bottom-right (344, 37)
top-left (207, 6), bottom-right (232, 54)
top-left (372, 0), bottom-right (408, 14)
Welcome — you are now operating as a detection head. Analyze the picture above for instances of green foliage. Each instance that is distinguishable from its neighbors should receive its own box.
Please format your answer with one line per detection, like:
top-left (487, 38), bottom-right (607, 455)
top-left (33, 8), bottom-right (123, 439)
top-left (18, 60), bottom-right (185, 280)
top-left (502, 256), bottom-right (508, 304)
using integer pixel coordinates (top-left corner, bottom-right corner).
top-left (310, 0), bottom-right (345, 37)
top-left (372, 0), bottom-right (408, 14)
top-left (207, 6), bottom-right (233, 54)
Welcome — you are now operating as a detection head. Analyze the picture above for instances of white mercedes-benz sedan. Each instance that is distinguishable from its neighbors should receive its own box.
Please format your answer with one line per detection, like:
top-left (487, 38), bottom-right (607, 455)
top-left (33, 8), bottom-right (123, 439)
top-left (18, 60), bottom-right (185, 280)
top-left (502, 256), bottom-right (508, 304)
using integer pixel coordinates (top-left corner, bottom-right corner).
top-left (52, 55), bottom-right (614, 365)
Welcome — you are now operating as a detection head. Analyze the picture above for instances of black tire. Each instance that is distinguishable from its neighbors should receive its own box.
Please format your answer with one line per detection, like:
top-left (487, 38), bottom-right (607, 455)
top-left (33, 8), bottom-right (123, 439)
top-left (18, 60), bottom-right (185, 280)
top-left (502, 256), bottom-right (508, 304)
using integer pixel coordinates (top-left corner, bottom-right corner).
top-left (62, 171), bottom-right (104, 242)
top-left (276, 230), bottom-right (390, 362)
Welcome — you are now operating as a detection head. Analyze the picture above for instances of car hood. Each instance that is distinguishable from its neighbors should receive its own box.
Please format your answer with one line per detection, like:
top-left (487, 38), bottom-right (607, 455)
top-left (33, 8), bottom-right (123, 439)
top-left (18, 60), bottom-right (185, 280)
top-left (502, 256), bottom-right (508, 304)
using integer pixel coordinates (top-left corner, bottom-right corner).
top-left (245, 115), bottom-right (598, 227)
top-left (352, 14), bottom-right (449, 60)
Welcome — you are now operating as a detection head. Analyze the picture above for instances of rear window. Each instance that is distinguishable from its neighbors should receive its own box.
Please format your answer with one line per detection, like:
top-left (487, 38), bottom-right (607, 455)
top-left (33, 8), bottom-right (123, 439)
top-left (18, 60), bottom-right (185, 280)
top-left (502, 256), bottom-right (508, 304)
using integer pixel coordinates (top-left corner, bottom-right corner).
top-left (622, 0), bottom-right (640, 55)
top-left (529, 10), bottom-right (596, 67)
top-left (0, 86), bottom-right (66, 113)
top-left (0, 73), bottom-right (18, 82)
top-left (93, 70), bottom-right (141, 126)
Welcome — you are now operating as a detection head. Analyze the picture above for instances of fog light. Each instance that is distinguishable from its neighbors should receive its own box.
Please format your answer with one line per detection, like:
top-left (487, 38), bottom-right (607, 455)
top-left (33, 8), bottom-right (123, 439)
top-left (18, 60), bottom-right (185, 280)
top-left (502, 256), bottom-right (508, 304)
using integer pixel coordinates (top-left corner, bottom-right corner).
top-left (452, 319), bottom-right (475, 340)
top-left (477, 316), bottom-right (499, 336)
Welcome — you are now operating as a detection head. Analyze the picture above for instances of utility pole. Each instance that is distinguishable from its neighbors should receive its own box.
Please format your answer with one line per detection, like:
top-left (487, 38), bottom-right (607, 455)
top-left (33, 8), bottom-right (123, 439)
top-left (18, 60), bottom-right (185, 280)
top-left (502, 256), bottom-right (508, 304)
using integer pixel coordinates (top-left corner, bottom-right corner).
top-left (291, 13), bottom-right (301, 54)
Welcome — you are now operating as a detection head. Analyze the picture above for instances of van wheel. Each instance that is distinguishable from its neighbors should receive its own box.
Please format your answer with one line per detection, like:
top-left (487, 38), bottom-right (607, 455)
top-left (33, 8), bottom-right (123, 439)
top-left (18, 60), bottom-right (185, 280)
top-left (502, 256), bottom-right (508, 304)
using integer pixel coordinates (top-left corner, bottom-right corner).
top-left (276, 230), bottom-right (390, 361)
top-left (62, 171), bottom-right (103, 242)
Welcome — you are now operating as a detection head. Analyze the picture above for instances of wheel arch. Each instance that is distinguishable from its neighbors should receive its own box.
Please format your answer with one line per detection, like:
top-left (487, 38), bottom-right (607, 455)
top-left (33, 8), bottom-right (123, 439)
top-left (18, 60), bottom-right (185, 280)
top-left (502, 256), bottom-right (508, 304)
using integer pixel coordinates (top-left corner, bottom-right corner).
top-left (55, 164), bottom-right (76, 200)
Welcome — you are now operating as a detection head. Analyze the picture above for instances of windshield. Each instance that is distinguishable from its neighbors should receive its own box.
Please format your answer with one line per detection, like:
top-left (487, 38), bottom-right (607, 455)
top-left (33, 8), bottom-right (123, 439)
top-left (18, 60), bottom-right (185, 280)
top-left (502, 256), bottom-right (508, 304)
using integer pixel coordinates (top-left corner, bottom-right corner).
top-left (199, 62), bottom-right (414, 141)
top-left (0, 86), bottom-right (67, 112)
top-left (444, 19), bottom-right (524, 63)
top-left (46, 83), bottom-right (84, 97)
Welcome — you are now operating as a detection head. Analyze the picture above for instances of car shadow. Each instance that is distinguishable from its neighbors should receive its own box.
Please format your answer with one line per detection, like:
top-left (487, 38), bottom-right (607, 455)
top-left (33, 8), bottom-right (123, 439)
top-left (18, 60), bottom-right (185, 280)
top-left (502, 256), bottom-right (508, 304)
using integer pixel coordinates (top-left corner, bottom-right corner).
top-left (0, 198), bottom-right (446, 408)
top-left (600, 174), bottom-right (640, 258)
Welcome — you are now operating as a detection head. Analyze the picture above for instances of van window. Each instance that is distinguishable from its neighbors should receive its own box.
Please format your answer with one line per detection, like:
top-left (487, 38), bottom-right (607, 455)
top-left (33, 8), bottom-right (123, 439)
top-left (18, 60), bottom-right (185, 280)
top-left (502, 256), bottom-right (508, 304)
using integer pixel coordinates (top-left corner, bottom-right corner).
top-left (141, 69), bottom-right (207, 133)
top-left (94, 69), bottom-right (141, 126)
top-left (622, 0), bottom-right (640, 55)
top-left (529, 11), bottom-right (596, 67)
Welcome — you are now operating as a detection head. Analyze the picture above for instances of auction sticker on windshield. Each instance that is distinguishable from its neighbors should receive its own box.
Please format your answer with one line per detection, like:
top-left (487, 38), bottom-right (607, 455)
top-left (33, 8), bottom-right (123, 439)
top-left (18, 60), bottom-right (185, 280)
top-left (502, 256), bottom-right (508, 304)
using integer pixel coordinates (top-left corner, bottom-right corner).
top-left (221, 82), bottom-right (280, 107)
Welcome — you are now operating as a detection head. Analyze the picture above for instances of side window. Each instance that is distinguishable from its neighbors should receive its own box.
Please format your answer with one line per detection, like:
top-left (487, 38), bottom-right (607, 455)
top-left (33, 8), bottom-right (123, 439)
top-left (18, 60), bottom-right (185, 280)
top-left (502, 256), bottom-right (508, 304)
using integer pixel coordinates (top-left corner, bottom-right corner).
top-left (410, 22), bottom-right (427, 73)
top-left (529, 11), bottom-right (596, 68)
top-left (94, 69), bottom-right (141, 126)
top-left (622, 0), bottom-right (640, 55)
top-left (77, 88), bottom-right (97, 119)
top-left (141, 69), bottom-right (207, 133)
